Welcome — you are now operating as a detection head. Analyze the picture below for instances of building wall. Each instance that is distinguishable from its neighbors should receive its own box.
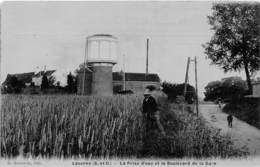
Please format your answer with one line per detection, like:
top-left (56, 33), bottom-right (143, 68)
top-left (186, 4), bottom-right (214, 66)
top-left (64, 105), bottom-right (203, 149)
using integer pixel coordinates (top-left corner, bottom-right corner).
top-left (77, 71), bottom-right (161, 95)
top-left (253, 83), bottom-right (260, 96)
top-left (113, 80), bottom-right (160, 93)
top-left (32, 76), bottom-right (42, 86)
top-left (91, 65), bottom-right (113, 96)
top-left (77, 71), bottom-right (92, 95)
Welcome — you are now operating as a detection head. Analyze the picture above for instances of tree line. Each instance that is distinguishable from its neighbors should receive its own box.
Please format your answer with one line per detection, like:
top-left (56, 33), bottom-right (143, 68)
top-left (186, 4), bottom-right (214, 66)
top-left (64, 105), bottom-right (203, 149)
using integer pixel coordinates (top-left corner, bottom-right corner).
top-left (204, 76), bottom-right (247, 102)
top-left (1, 72), bottom-right (77, 94)
top-left (162, 81), bottom-right (196, 104)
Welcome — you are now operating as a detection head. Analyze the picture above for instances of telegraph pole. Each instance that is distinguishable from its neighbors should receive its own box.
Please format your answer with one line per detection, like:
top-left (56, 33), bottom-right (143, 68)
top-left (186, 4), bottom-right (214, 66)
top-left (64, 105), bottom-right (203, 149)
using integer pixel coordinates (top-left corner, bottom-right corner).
top-left (184, 56), bottom-right (199, 116)
top-left (194, 56), bottom-right (199, 116)
top-left (123, 54), bottom-right (126, 91)
top-left (184, 57), bottom-right (190, 97)
top-left (82, 37), bottom-right (88, 95)
top-left (146, 38), bottom-right (149, 74)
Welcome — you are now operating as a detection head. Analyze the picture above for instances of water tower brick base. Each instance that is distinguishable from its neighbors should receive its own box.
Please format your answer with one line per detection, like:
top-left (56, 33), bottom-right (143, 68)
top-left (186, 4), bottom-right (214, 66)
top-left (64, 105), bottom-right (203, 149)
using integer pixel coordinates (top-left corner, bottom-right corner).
top-left (91, 65), bottom-right (113, 96)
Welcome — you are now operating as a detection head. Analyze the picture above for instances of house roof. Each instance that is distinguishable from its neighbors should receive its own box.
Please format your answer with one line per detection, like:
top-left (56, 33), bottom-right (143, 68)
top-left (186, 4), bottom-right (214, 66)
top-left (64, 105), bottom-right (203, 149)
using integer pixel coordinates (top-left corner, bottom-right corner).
top-left (34, 70), bottom-right (56, 77)
top-left (3, 70), bottom-right (56, 84)
top-left (90, 34), bottom-right (117, 39)
top-left (8, 72), bottom-right (35, 83)
top-left (113, 72), bottom-right (160, 82)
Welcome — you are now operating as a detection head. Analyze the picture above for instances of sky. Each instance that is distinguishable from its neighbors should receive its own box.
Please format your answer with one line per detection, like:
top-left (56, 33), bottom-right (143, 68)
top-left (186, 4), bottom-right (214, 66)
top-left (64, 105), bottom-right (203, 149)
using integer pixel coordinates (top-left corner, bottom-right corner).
top-left (1, 1), bottom-right (250, 97)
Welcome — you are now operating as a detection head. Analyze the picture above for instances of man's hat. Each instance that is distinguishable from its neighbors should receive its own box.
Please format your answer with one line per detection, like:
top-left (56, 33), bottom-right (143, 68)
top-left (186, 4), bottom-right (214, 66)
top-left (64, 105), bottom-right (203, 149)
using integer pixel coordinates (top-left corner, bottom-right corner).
top-left (144, 88), bottom-right (151, 95)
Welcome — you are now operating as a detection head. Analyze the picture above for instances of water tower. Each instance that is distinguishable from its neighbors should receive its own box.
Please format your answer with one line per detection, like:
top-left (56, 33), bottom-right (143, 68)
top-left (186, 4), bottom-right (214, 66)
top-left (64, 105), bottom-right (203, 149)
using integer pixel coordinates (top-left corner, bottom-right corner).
top-left (86, 34), bottom-right (118, 96)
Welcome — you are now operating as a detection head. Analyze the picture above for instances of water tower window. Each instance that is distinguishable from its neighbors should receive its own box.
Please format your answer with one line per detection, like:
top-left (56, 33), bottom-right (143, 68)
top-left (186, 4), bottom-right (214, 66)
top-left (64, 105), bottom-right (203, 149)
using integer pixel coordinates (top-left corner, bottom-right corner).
top-left (100, 41), bottom-right (110, 60)
top-left (89, 41), bottom-right (99, 60)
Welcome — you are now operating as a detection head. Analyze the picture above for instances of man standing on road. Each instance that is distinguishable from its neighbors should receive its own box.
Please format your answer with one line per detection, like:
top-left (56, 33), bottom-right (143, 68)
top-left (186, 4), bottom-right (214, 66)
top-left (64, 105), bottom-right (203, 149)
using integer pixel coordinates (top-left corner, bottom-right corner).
top-left (217, 98), bottom-right (222, 109)
top-left (227, 114), bottom-right (233, 128)
top-left (140, 85), bottom-right (166, 157)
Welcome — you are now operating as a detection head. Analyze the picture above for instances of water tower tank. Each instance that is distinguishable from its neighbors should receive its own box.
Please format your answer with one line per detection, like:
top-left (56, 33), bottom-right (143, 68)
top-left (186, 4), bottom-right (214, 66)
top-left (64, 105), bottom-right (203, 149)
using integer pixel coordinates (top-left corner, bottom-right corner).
top-left (87, 34), bottom-right (118, 95)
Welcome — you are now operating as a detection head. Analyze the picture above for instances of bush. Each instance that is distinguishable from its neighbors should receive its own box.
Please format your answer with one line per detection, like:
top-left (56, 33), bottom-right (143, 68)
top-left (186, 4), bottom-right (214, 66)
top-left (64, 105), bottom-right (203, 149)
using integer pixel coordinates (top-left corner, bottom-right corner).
top-left (41, 74), bottom-right (49, 90)
top-left (162, 81), bottom-right (195, 104)
top-left (1, 75), bottom-right (25, 94)
top-left (204, 77), bottom-right (247, 102)
top-left (223, 98), bottom-right (259, 129)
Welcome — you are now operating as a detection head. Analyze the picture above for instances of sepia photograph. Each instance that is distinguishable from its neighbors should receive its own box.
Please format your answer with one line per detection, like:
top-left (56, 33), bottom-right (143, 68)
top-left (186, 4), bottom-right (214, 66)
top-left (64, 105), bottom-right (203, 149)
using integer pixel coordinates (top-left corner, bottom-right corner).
top-left (0, 1), bottom-right (259, 167)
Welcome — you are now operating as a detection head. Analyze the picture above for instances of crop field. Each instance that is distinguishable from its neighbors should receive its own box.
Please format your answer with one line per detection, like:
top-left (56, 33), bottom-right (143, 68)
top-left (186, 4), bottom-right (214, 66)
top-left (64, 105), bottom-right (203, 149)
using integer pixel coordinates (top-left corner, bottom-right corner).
top-left (0, 94), bottom-right (247, 159)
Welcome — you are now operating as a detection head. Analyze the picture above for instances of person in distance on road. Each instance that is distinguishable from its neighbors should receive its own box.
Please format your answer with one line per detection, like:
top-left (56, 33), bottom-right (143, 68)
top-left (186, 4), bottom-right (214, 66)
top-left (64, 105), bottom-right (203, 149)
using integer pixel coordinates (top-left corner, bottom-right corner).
top-left (227, 114), bottom-right (233, 128)
top-left (217, 97), bottom-right (222, 109)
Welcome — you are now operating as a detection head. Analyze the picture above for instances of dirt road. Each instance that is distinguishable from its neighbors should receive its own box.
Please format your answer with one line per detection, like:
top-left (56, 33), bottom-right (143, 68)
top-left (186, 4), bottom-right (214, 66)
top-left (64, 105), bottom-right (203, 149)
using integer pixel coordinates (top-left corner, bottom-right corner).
top-left (199, 104), bottom-right (260, 157)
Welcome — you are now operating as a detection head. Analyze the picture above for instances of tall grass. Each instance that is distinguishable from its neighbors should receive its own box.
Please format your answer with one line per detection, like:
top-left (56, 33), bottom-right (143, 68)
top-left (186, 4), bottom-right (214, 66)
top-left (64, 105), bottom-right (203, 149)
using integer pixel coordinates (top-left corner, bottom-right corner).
top-left (160, 104), bottom-right (248, 158)
top-left (0, 94), bottom-right (247, 159)
top-left (1, 95), bottom-right (143, 158)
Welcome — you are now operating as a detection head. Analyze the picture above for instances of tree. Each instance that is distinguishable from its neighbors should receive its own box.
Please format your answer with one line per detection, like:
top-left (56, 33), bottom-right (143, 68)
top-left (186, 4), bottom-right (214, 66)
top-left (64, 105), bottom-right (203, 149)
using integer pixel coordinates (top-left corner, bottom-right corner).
top-left (66, 72), bottom-right (77, 93)
top-left (221, 77), bottom-right (248, 100)
top-left (41, 74), bottom-right (49, 90)
top-left (67, 72), bottom-right (74, 93)
top-left (203, 3), bottom-right (260, 94)
top-left (2, 75), bottom-right (25, 93)
top-left (204, 80), bottom-right (222, 101)
top-left (204, 76), bottom-right (247, 101)
top-left (162, 81), bottom-right (195, 104)
top-left (73, 77), bottom-right (77, 93)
